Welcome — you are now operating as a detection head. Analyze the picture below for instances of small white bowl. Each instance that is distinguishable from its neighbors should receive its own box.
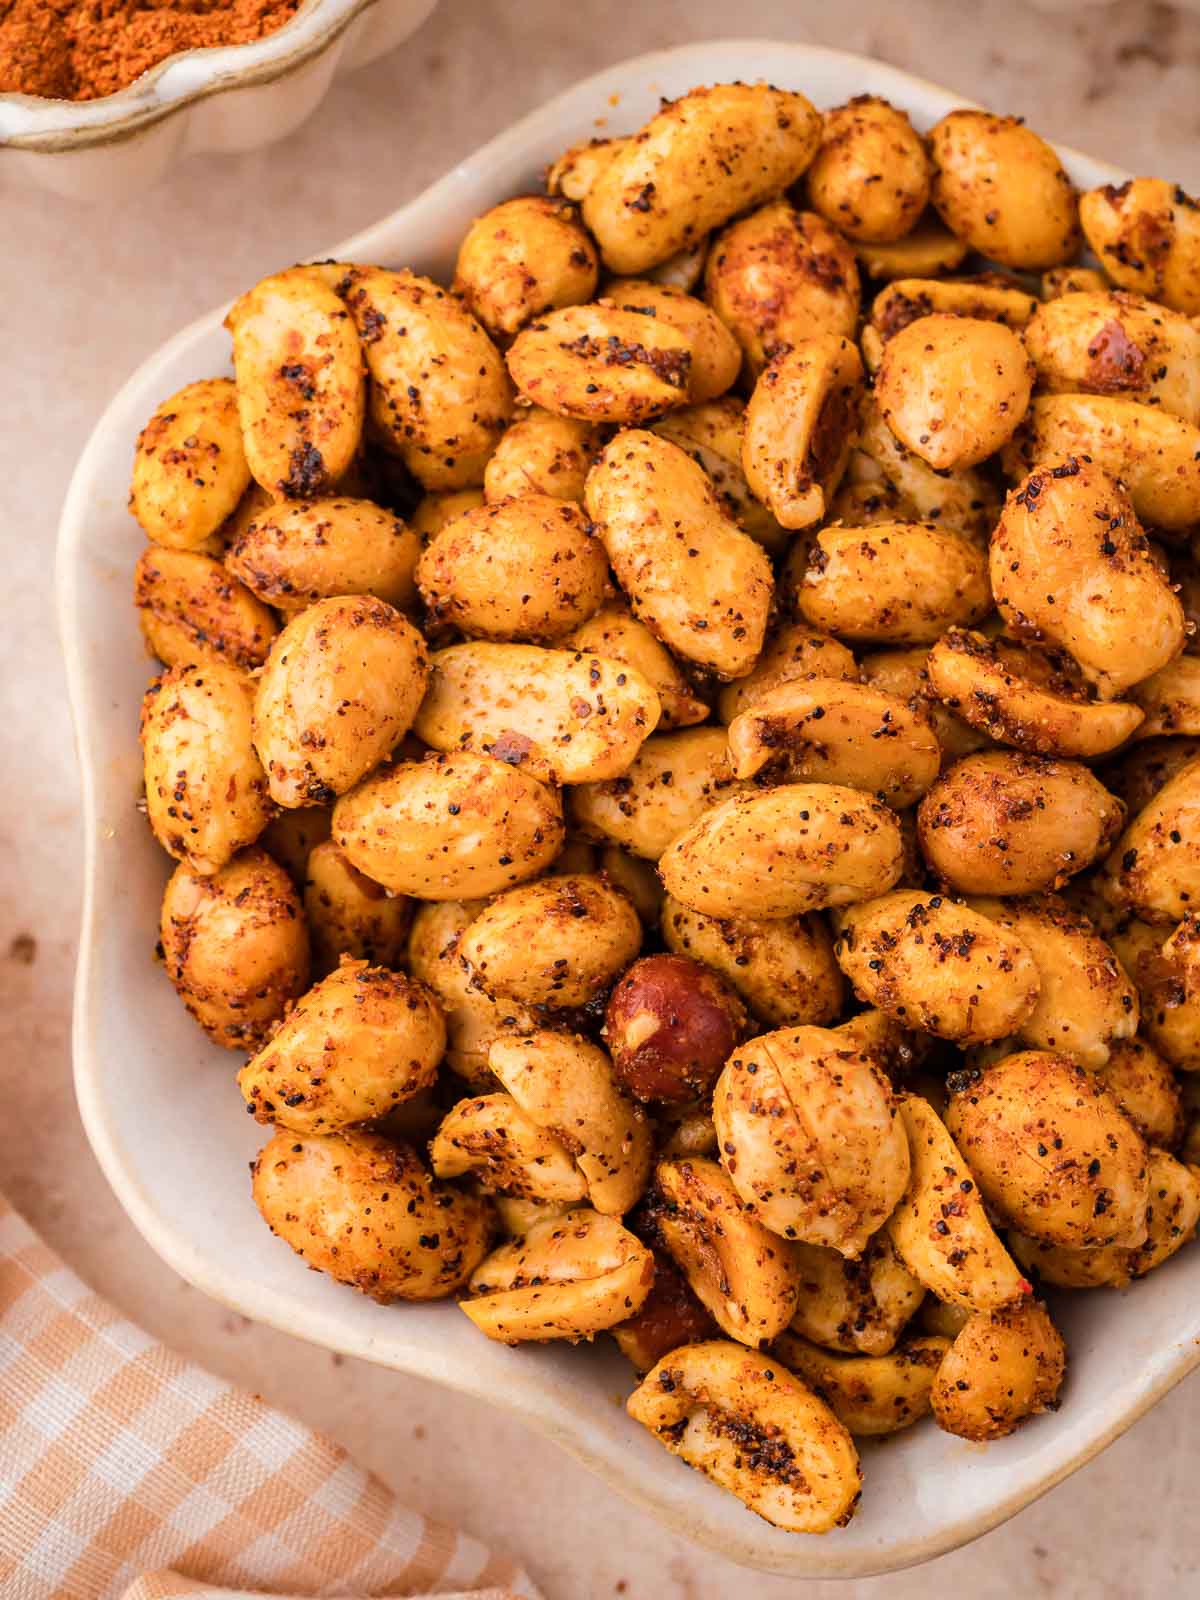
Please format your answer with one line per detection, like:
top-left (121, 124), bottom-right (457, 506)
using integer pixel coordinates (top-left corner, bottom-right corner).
top-left (59, 39), bottom-right (1200, 1579)
top-left (0, 0), bottom-right (437, 202)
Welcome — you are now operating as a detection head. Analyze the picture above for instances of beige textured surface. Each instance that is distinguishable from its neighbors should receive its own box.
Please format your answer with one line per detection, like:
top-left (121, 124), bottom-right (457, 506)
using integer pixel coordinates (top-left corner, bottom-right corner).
top-left (3, 2), bottom-right (1200, 1595)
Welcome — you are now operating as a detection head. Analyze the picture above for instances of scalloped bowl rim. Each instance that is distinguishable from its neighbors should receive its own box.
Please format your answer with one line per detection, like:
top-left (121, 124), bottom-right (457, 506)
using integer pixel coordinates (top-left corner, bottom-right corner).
top-left (58, 38), bottom-right (1200, 1580)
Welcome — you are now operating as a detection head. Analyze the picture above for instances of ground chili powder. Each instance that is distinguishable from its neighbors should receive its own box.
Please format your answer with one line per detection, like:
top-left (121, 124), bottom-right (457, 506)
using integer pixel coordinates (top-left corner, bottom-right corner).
top-left (0, 0), bottom-right (303, 100)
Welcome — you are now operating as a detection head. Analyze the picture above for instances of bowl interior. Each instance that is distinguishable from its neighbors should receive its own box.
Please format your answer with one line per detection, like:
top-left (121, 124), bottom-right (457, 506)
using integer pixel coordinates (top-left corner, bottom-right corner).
top-left (59, 38), bottom-right (1200, 1579)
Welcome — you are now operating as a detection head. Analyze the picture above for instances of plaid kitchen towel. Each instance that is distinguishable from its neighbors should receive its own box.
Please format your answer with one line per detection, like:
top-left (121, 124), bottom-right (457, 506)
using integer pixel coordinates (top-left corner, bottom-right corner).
top-left (0, 1196), bottom-right (540, 1600)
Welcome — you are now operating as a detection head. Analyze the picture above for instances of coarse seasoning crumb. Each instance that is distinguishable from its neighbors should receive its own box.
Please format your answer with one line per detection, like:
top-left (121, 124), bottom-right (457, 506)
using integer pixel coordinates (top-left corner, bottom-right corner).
top-left (0, 0), bottom-right (302, 101)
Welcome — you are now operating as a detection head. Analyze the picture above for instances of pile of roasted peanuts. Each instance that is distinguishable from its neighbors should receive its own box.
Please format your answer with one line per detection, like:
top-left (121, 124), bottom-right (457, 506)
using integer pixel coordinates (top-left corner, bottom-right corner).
top-left (130, 81), bottom-right (1200, 1534)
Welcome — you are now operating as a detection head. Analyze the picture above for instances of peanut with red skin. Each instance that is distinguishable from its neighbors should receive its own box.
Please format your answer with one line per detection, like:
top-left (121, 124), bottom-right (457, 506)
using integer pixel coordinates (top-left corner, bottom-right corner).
top-left (604, 954), bottom-right (749, 1104)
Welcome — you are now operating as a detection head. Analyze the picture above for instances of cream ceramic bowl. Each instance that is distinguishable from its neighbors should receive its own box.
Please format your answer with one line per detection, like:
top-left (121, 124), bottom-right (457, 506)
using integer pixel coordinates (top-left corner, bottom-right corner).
top-left (0, 0), bottom-right (437, 202)
top-left (60, 39), bottom-right (1200, 1579)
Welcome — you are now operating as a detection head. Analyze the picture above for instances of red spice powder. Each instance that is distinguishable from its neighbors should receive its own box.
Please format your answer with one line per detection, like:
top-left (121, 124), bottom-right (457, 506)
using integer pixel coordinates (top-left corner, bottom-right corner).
top-left (0, 0), bottom-right (303, 101)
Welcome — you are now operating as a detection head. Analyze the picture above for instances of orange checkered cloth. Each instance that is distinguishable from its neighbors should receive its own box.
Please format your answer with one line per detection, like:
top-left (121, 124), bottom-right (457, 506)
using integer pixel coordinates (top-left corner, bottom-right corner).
top-left (0, 1196), bottom-right (540, 1600)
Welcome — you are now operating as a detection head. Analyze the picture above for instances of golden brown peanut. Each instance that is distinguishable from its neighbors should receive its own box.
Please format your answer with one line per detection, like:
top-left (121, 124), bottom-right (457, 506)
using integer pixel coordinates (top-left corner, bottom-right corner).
top-left (858, 324), bottom-right (886, 375)
top-left (790, 523), bottom-right (991, 646)
top-left (660, 784), bottom-right (905, 921)
top-left (945, 1049), bottom-right (1150, 1247)
top-left (1101, 917), bottom-right (1200, 1072)
top-left (568, 727), bottom-right (741, 861)
top-left (705, 201), bottom-right (860, 375)
top-left (627, 1341), bottom-right (861, 1534)
top-left (741, 338), bottom-right (863, 529)
top-left (653, 397), bottom-right (789, 555)
top-left (140, 661), bottom-right (273, 876)
top-left (1172, 550), bottom-right (1200, 653)
top-left (302, 839), bottom-right (411, 973)
top-left (334, 751), bottom-right (564, 900)
top-left (869, 276), bottom-right (1039, 339)
top-left (645, 236), bottom-right (711, 291)
top-left (260, 804), bottom-right (331, 884)
top-left (483, 410), bottom-right (602, 503)
top-left (252, 597), bottom-right (428, 807)
top-left (410, 487), bottom-right (486, 539)
top-left (885, 1094), bottom-right (1031, 1312)
top-left (602, 279), bottom-right (741, 402)
top-left (1122, 1148), bottom-right (1200, 1275)
top-left (926, 630), bottom-right (1144, 759)
top-left (584, 429), bottom-right (772, 678)
top-left (506, 303), bottom-right (693, 423)
top-left (853, 395), bottom-right (1001, 537)
top-left (714, 1025), bottom-right (910, 1256)
top-left (458, 874), bottom-right (641, 1008)
top-left (160, 848), bottom-right (309, 1051)
top-left (565, 603), bottom-right (708, 730)
top-left (717, 625), bottom-right (859, 726)
top-left (134, 547), bottom-right (277, 670)
top-left (1041, 266), bottom-right (1108, 299)
top-left (547, 135), bottom-right (630, 202)
top-left (413, 641), bottom-right (659, 785)
top-left (1139, 916), bottom-right (1200, 1070)
top-left (828, 473), bottom-right (918, 528)
top-left (930, 1303), bottom-right (1065, 1441)
top-left (582, 84), bottom-right (822, 274)
top-left (226, 270), bottom-right (364, 498)
top-left (774, 1332), bottom-right (949, 1436)
top-left (406, 900), bottom-right (537, 1082)
top-left (1013, 1147), bottom-right (1200, 1286)
top-left (919, 1298), bottom-right (971, 1339)
top-left (967, 895), bottom-right (1138, 1068)
top-left (201, 442), bottom-right (272, 539)
top-left (415, 494), bottom-right (608, 643)
top-left (339, 266), bottom-right (511, 489)
top-left (237, 960), bottom-right (442, 1132)
top-left (252, 1128), bottom-right (490, 1302)
top-left (1002, 393), bottom-right (1200, 533)
top-left (599, 845), bottom-right (664, 924)
top-left (453, 195), bottom-right (598, 339)
top-left (859, 645), bottom-right (991, 761)
top-left (130, 379), bottom-right (252, 552)
top-left (1099, 737), bottom-right (1200, 816)
top-left (462, 1209), bottom-right (654, 1342)
top-left (876, 314), bottom-right (1033, 470)
top-left (727, 678), bottom-right (940, 808)
top-left (789, 1232), bottom-right (925, 1356)
top-left (833, 1009), bottom-right (929, 1081)
top-left (833, 890), bottom-right (1040, 1045)
top-left (1131, 656), bottom-right (1200, 738)
top-left (611, 1251), bottom-right (719, 1372)
top-left (660, 896), bottom-right (844, 1029)
top-left (429, 1092), bottom-right (588, 1202)
top-left (489, 1030), bottom-right (652, 1216)
top-left (854, 212), bottom-right (969, 280)
top-left (225, 497), bottom-right (421, 613)
top-left (654, 1158), bottom-right (802, 1345)
top-left (806, 97), bottom-right (930, 244)
top-left (493, 1195), bottom-right (577, 1237)
top-left (992, 461), bottom-right (1185, 700)
top-left (1095, 1037), bottom-right (1184, 1148)
top-left (917, 751), bottom-right (1124, 895)
top-left (659, 1107), bottom-right (720, 1159)
top-left (1024, 291), bottom-right (1200, 424)
top-left (1100, 756), bottom-right (1200, 924)
top-left (1080, 178), bottom-right (1200, 315)
top-left (604, 953), bottom-right (748, 1105)
top-left (1101, 906), bottom-right (1163, 975)
top-left (929, 110), bottom-right (1080, 269)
